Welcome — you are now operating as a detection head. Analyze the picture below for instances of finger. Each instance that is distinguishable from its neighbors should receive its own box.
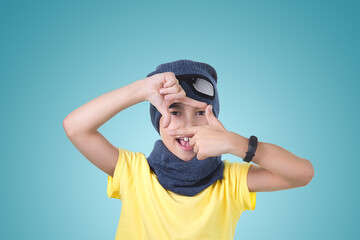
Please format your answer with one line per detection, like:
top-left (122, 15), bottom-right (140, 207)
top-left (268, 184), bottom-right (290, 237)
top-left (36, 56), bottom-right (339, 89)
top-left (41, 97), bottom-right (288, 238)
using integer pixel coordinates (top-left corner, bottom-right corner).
top-left (159, 84), bottom-right (180, 95)
top-left (169, 126), bottom-right (200, 137)
top-left (164, 91), bottom-right (186, 101)
top-left (160, 109), bottom-right (171, 129)
top-left (189, 137), bottom-right (196, 147)
top-left (163, 84), bottom-right (207, 109)
top-left (206, 104), bottom-right (223, 127)
top-left (159, 101), bottom-right (172, 128)
top-left (205, 105), bottom-right (216, 125)
top-left (197, 152), bottom-right (206, 160)
top-left (163, 72), bottom-right (177, 88)
top-left (181, 97), bottom-right (208, 109)
top-left (193, 144), bottom-right (198, 154)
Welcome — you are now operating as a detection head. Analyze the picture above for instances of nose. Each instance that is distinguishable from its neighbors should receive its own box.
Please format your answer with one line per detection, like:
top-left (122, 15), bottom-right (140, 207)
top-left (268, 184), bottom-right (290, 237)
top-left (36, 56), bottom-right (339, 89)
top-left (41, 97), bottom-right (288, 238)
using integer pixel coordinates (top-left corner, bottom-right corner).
top-left (182, 114), bottom-right (200, 128)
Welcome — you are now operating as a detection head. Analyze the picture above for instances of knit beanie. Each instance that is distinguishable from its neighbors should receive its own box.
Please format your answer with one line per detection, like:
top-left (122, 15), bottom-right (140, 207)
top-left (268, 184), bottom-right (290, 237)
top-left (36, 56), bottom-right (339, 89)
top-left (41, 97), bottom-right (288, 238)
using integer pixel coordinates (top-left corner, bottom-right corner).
top-left (146, 59), bottom-right (220, 134)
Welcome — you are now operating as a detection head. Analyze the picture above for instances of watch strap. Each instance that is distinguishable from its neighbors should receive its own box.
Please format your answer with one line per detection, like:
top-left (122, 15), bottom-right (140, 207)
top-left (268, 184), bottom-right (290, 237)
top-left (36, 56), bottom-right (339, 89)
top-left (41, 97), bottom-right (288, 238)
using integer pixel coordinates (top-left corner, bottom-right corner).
top-left (243, 135), bottom-right (258, 163)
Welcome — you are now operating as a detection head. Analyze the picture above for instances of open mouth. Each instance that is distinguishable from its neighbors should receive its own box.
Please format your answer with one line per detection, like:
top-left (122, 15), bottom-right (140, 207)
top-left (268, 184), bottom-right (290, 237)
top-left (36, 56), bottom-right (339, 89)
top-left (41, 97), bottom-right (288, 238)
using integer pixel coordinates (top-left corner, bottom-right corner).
top-left (176, 136), bottom-right (194, 151)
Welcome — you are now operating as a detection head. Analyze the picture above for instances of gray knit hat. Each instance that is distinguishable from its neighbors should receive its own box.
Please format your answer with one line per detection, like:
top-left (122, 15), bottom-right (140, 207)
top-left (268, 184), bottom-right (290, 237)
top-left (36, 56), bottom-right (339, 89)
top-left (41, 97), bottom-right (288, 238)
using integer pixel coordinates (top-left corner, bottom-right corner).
top-left (146, 59), bottom-right (220, 134)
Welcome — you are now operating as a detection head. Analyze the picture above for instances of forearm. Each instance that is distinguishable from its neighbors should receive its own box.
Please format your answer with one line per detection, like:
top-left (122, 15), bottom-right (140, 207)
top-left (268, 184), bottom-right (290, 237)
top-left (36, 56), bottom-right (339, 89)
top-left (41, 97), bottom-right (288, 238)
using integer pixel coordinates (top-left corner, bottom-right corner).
top-left (63, 78), bottom-right (148, 135)
top-left (228, 132), bottom-right (314, 186)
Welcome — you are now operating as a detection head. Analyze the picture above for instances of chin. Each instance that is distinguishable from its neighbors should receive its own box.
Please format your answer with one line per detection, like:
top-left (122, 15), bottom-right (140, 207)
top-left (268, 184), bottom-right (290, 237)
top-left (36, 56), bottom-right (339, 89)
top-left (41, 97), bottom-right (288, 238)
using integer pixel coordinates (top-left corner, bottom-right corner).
top-left (177, 153), bottom-right (196, 162)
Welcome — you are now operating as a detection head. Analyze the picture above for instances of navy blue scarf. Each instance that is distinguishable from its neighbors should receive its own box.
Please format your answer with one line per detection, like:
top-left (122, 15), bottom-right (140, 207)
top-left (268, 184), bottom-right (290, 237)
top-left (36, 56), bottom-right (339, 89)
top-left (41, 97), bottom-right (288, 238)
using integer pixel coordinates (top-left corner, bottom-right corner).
top-left (146, 139), bottom-right (224, 197)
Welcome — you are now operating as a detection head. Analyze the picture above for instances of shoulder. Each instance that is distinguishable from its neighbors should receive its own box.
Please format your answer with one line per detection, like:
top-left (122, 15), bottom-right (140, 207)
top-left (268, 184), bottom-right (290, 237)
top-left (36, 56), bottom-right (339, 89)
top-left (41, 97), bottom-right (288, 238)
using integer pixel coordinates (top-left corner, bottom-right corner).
top-left (116, 147), bottom-right (148, 171)
top-left (222, 160), bottom-right (254, 192)
top-left (118, 147), bottom-right (146, 160)
top-left (223, 160), bottom-right (252, 173)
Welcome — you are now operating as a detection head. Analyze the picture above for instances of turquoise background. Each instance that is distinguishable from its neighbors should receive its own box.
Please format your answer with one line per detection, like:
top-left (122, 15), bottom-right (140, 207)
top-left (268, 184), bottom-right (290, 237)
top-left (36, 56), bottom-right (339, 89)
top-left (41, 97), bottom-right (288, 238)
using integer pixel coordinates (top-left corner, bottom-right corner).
top-left (1, 0), bottom-right (359, 239)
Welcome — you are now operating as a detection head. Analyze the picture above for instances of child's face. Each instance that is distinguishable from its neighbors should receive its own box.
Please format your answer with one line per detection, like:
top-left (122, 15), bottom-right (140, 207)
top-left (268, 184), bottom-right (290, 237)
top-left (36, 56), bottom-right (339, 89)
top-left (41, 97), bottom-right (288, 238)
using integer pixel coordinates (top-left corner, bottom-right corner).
top-left (159, 102), bottom-right (208, 161)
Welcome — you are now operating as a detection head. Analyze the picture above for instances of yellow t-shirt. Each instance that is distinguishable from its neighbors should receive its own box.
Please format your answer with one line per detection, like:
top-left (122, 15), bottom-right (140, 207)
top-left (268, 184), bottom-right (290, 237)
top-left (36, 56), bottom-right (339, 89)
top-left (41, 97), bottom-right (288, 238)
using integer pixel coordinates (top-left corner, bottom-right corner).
top-left (107, 147), bottom-right (256, 240)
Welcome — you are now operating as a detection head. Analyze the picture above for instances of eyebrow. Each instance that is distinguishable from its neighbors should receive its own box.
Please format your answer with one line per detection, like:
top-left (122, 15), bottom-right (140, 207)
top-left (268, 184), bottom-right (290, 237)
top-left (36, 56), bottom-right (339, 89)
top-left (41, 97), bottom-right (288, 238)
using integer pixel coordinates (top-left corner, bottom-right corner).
top-left (168, 103), bottom-right (205, 110)
top-left (169, 103), bottom-right (183, 109)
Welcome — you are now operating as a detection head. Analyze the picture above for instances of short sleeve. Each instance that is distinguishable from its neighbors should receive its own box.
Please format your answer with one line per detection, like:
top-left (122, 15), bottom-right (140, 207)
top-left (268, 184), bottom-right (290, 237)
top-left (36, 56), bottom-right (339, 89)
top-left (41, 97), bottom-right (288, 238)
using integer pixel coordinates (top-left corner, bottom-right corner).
top-left (232, 162), bottom-right (257, 211)
top-left (107, 147), bottom-right (137, 200)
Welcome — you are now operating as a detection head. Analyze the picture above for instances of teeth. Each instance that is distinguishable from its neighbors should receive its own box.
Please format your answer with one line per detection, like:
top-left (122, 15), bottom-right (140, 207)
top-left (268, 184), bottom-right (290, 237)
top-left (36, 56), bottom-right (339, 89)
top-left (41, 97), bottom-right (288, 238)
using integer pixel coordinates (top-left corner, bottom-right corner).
top-left (179, 137), bottom-right (191, 142)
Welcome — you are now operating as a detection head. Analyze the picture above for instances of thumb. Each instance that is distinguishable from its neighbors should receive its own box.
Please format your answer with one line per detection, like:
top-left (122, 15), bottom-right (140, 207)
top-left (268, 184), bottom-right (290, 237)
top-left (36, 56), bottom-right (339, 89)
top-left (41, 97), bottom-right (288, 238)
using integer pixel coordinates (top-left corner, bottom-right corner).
top-left (162, 108), bottom-right (171, 128)
top-left (206, 105), bottom-right (218, 125)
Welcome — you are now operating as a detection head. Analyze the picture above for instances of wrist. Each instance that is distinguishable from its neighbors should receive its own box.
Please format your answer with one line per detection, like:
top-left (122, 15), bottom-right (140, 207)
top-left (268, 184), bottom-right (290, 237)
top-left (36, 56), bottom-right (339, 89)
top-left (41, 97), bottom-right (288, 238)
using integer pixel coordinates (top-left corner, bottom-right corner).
top-left (228, 131), bottom-right (248, 159)
top-left (136, 78), bottom-right (150, 102)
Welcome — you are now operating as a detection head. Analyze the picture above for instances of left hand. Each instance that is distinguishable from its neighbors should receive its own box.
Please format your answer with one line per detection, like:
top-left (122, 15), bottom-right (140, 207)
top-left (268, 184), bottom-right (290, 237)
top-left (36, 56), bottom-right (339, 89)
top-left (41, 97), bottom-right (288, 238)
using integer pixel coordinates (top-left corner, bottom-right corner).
top-left (169, 105), bottom-right (233, 160)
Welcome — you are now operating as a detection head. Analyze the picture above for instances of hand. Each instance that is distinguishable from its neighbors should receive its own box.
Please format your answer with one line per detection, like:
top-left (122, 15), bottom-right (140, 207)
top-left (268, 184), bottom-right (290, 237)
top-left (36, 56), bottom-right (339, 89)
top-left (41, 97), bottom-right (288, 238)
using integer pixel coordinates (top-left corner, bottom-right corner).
top-left (169, 105), bottom-right (233, 160)
top-left (145, 72), bottom-right (208, 128)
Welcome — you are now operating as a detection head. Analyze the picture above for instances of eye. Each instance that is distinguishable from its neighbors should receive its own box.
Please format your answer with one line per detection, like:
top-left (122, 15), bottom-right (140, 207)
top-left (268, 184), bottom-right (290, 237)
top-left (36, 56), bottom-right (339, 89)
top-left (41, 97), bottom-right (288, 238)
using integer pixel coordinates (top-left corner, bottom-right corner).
top-left (197, 111), bottom-right (206, 116)
top-left (170, 111), bottom-right (180, 116)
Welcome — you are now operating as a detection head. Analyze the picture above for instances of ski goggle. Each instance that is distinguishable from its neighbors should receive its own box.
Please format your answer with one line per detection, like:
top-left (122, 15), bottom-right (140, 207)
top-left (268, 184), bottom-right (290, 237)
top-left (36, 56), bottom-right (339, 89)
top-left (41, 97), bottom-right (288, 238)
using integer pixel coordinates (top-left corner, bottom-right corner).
top-left (176, 74), bottom-right (215, 100)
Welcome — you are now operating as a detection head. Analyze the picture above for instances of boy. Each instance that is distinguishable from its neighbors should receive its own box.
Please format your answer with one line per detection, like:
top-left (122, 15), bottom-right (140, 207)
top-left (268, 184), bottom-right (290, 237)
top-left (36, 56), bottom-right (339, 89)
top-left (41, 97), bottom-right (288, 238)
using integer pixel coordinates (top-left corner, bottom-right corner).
top-left (63, 59), bottom-right (314, 240)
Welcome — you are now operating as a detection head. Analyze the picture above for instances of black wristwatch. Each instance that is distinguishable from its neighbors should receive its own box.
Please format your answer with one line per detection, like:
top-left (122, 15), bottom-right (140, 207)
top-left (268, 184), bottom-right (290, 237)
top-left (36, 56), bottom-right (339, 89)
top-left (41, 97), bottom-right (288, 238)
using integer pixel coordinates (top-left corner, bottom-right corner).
top-left (243, 135), bottom-right (258, 163)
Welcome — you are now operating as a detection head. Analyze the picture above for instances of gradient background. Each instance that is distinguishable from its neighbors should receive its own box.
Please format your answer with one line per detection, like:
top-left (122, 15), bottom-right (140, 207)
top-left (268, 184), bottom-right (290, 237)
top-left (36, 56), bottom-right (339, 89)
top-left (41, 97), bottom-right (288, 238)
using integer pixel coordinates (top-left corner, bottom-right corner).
top-left (1, 0), bottom-right (359, 239)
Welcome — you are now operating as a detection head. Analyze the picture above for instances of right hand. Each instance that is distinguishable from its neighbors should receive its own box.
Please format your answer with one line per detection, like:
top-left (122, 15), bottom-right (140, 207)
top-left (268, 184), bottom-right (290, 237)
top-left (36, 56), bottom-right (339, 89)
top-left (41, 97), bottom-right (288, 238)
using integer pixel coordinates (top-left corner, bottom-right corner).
top-left (145, 72), bottom-right (208, 128)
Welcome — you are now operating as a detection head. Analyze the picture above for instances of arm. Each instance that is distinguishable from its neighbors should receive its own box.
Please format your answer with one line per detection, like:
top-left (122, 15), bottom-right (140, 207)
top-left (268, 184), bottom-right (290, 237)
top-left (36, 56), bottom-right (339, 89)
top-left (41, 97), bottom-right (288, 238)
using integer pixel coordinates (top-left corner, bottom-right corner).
top-left (228, 132), bottom-right (315, 192)
top-left (63, 72), bottom-right (207, 177)
top-left (63, 79), bottom-right (149, 177)
top-left (167, 105), bottom-right (314, 192)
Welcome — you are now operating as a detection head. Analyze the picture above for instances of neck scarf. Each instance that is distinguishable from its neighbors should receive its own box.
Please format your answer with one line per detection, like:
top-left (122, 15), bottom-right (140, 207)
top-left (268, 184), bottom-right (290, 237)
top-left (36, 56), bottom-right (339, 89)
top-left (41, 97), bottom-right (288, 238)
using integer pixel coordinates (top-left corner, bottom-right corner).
top-left (146, 139), bottom-right (224, 197)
